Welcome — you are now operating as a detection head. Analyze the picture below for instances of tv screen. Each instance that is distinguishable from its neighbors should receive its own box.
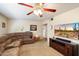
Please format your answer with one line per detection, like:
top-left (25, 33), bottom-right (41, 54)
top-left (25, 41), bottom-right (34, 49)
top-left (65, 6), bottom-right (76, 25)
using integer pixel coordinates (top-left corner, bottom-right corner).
top-left (54, 23), bottom-right (79, 40)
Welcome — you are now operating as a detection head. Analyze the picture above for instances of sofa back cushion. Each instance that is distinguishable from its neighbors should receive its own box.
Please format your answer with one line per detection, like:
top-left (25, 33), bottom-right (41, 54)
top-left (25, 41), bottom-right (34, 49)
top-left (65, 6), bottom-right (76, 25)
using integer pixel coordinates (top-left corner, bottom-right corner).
top-left (0, 36), bottom-right (9, 44)
top-left (24, 32), bottom-right (33, 38)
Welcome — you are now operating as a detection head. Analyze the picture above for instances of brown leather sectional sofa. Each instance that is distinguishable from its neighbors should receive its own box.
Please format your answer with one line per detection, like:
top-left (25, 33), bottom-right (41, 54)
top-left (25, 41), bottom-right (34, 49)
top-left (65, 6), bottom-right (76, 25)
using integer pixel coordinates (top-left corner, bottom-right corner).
top-left (0, 32), bottom-right (35, 55)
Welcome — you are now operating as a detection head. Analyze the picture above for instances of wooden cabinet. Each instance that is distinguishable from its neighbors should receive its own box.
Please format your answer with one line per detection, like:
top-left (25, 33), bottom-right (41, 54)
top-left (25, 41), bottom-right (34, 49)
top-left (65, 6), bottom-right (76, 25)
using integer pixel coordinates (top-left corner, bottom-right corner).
top-left (49, 38), bottom-right (78, 56)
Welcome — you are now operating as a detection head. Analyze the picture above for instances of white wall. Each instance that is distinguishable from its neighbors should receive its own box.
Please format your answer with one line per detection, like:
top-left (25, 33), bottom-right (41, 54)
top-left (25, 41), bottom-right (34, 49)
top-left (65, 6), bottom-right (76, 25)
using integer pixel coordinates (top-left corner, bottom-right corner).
top-left (47, 7), bottom-right (79, 38)
top-left (42, 20), bottom-right (54, 38)
top-left (42, 7), bottom-right (79, 45)
top-left (45, 7), bottom-right (79, 38)
top-left (0, 14), bottom-right (8, 36)
top-left (54, 7), bottom-right (79, 25)
top-left (8, 19), bottom-right (43, 36)
top-left (42, 19), bottom-right (54, 46)
top-left (1, 6), bottom-right (79, 39)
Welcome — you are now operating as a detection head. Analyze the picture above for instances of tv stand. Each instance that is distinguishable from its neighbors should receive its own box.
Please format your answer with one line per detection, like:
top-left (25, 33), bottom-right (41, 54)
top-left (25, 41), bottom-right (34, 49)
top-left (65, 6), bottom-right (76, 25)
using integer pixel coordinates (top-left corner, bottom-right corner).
top-left (49, 38), bottom-right (78, 56)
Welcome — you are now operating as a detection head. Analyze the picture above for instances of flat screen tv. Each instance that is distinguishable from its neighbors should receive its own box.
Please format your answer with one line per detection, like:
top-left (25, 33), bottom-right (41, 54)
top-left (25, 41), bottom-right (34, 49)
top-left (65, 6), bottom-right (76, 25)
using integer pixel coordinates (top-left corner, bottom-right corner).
top-left (54, 23), bottom-right (79, 40)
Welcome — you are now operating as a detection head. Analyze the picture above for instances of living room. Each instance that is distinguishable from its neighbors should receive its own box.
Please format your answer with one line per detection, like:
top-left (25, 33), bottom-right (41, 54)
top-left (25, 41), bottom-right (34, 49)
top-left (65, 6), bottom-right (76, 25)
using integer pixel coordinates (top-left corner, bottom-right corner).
top-left (0, 3), bottom-right (79, 56)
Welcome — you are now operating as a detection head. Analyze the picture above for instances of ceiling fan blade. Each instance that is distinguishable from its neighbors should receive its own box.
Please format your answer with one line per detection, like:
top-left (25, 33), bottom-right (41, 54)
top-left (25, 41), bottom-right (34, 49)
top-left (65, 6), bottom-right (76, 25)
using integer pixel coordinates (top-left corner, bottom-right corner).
top-left (18, 3), bottom-right (33, 8)
top-left (27, 11), bottom-right (33, 15)
top-left (43, 8), bottom-right (56, 12)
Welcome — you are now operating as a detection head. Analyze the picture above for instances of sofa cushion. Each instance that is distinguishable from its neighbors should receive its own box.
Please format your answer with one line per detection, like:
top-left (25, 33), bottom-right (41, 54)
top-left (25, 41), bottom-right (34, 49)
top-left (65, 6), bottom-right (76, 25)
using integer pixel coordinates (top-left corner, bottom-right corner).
top-left (0, 43), bottom-right (6, 55)
top-left (2, 47), bottom-right (19, 56)
top-left (0, 36), bottom-right (9, 43)
top-left (5, 40), bottom-right (21, 50)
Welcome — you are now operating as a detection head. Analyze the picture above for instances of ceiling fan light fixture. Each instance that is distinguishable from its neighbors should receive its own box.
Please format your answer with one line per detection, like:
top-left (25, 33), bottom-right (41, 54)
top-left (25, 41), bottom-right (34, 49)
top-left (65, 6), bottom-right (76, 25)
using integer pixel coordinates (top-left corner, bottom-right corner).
top-left (18, 3), bottom-right (56, 17)
top-left (34, 9), bottom-right (43, 16)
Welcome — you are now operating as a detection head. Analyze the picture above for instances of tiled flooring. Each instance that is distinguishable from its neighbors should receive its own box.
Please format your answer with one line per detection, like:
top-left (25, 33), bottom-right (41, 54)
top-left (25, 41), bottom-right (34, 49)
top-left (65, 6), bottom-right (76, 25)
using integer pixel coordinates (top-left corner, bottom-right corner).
top-left (19, 40), bottom-right (63, 56)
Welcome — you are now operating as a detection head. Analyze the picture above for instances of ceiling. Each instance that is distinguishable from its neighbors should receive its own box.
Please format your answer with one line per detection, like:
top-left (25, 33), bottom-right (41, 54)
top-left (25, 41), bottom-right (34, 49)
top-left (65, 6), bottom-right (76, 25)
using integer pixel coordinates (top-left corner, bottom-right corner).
top-left (0, 3), bottom-right (79, 20)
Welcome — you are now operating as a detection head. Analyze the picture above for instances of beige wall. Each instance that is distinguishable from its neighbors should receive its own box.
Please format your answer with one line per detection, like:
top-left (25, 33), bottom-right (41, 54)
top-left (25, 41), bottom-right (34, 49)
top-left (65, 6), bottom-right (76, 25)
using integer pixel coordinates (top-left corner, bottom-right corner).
top-left (0, 14), bottom-right (8, 36)
top-left (8, 19), bottom-right (43, 36)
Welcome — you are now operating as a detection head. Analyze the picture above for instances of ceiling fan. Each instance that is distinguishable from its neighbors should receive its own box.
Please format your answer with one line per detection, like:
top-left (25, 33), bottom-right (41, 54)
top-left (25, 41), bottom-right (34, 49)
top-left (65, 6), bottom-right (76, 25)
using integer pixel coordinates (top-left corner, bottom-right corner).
top-left (18, 3), bottom-right (56, 17)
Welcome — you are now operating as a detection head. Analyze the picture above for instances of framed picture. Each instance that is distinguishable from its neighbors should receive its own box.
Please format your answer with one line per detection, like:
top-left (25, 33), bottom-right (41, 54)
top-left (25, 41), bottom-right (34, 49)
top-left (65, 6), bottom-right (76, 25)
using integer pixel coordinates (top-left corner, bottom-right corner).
top-left (30, 25), bottom-right (37, 31)
top-left (2, 22), bottom-right (6, 28)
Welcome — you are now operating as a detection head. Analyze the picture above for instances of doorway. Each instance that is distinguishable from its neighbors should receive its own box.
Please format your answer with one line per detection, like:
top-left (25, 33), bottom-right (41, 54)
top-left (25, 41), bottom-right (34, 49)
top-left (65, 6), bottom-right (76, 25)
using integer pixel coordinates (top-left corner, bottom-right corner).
top-left (42, 24), bottom-right (48, 40)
